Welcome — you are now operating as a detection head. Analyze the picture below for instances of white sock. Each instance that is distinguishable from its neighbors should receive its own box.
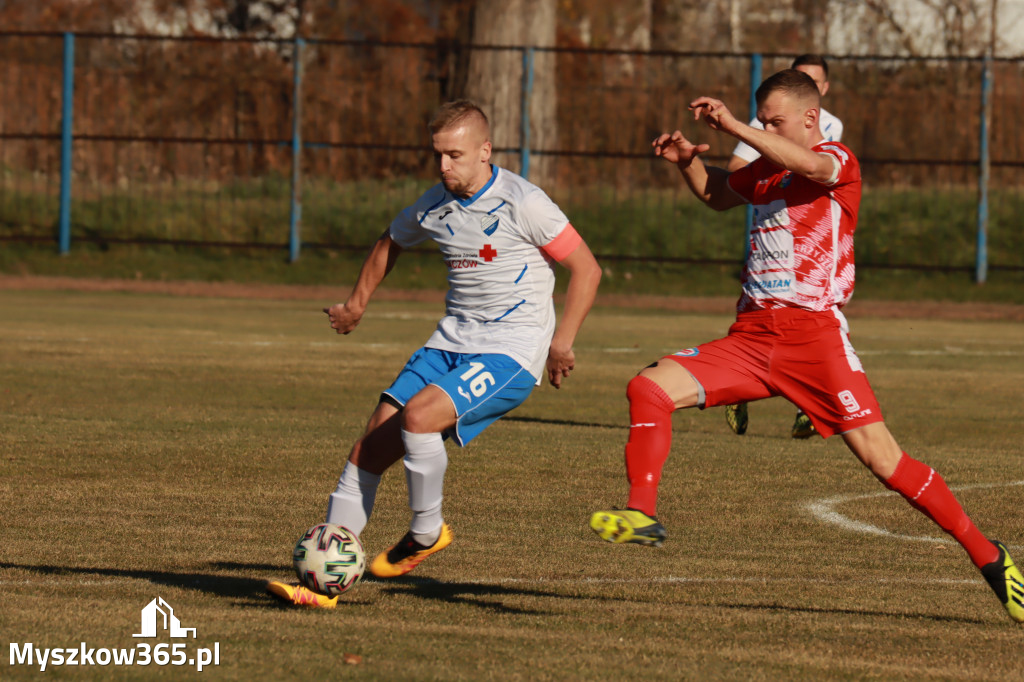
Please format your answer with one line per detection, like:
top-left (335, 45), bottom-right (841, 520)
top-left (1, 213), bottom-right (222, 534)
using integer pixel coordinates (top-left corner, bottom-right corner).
top-left (401, 429), bottom-right (447, 546)
top-left (325, 461), bottom-right (381, 536)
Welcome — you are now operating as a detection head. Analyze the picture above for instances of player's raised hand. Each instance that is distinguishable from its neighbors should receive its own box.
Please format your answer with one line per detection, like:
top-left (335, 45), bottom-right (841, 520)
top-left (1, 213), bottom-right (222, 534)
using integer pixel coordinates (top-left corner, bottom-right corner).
top-left (651, 130), bottom-right (710, 167)
top-left (323, 302), bottom-right (363, 335)
top-left (546, 343), bottom-right (575, 389)
top-left (689, 97), bottom-right (738, 133)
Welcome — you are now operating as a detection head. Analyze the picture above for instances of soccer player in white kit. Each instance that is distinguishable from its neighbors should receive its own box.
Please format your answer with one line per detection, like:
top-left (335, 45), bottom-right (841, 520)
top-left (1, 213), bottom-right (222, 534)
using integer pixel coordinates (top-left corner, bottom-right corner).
top-left (268, 100), bottom-right (602, 607)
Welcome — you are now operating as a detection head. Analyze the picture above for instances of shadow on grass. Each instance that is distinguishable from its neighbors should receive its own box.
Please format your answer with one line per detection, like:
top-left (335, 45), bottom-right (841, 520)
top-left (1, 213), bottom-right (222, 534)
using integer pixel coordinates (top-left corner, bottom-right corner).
top-left (371, 575), bottom-right (995, 624)
top-left (3, 562), bottom-right (991, 623)
top-left (713, 600), bottom-right (990, 625)
top-left (503, 416), bottom-right (622, 430)
top-left (369, 575), bottom-right (631, 615)
top-left (0, 560), bottom-right (309, 607)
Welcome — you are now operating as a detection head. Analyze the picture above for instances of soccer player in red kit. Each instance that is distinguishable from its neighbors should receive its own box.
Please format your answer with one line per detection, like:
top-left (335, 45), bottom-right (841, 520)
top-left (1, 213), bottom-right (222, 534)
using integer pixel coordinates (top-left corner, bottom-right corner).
top-left (589, 69), bottom-right (1023, 623)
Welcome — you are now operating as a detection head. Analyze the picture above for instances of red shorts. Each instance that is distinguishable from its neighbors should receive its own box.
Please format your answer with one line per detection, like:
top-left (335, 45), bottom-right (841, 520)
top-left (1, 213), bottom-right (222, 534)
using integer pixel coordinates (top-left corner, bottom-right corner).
top-left (663, 307), bottom-right (883, 438)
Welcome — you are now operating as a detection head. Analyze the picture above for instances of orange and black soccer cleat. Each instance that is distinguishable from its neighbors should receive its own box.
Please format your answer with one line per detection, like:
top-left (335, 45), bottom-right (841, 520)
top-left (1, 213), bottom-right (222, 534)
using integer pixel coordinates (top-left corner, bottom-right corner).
top-left (369, 523), bottom-right (453, 578)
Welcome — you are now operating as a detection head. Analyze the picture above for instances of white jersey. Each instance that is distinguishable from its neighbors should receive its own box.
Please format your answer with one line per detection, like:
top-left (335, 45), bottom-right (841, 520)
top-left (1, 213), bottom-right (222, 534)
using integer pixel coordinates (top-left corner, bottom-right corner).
top-left (731, 107), bottom-right (843, 163)
top-left (389, 165), bottom-right (570, 381)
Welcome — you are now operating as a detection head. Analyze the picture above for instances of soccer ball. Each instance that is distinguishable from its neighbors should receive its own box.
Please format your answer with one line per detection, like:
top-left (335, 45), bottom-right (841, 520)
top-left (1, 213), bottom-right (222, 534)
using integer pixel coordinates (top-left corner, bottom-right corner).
top-left (292, 523), bottom-right (365, 596)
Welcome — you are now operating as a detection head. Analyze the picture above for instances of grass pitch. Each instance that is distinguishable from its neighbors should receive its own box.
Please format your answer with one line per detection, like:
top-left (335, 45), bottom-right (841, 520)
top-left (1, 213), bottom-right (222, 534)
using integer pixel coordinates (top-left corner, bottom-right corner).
top-left (1, 288), bottom-right (1022, 680)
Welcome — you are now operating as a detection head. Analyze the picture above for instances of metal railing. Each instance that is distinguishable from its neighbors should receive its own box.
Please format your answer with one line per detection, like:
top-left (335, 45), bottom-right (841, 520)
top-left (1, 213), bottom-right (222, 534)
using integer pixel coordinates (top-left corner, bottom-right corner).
top-left (1, 30), bottom-right (1022, 281)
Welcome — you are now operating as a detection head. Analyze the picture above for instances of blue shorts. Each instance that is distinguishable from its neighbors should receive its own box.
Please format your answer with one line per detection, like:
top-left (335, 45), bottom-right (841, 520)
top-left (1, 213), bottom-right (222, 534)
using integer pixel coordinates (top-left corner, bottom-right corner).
top-left (381, 348), bottom-right (537, 446)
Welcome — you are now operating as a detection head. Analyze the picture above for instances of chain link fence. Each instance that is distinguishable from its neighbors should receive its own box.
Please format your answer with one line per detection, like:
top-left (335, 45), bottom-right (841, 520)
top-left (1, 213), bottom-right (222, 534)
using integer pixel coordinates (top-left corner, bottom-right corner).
top-left (1, 31), bottom-right (1022, 277)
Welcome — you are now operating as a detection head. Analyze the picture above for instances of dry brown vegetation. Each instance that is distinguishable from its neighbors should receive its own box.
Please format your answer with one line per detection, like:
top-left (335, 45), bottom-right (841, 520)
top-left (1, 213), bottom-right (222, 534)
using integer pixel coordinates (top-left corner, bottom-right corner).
top-left (3, 287), bottom-right (1023, 679)
top-left (2, 1), bottom-right (1022, 191)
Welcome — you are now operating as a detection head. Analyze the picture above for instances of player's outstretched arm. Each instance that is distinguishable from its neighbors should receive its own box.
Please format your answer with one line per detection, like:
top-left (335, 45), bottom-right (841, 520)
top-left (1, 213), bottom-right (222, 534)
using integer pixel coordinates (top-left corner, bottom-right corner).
top-left (652, 129), bottom-right (743, 211)
top-left (690, 96), bottom-right (835, 184)
top-left (324, 229), bottom-right (403, 335)
top-left (733, 124), bottom-right (835, 183)
top-left (546, 239), bottom-right (601, 389)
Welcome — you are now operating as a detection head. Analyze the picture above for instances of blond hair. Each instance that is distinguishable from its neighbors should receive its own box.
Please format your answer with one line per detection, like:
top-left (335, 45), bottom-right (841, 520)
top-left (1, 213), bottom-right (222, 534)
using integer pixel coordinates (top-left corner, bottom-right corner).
top-left (428, 100), bottom-right (490, 139)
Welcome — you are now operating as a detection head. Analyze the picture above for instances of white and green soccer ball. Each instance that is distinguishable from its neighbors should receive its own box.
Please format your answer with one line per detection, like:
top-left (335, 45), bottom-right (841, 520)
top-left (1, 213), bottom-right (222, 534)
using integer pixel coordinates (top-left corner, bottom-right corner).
top-left (292, 523), bottom-right (365, 596)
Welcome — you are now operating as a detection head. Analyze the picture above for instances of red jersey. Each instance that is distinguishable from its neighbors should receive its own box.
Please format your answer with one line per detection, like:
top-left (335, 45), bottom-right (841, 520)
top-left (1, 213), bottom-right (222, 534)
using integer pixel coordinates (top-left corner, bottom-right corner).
top-left (727, 141), bottom-right (861, 313)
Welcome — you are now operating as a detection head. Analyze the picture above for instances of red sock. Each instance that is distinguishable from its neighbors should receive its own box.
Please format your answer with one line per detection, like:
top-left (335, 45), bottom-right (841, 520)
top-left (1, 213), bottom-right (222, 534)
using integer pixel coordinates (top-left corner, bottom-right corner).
top-left (885, 453), bottom-right (998, 568)
top-left (624, 375), bottom-right (675, 517)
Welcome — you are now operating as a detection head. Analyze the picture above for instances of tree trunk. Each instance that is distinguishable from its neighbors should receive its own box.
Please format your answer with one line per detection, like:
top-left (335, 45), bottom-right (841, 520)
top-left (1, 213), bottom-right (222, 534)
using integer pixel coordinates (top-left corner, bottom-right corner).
top-left (462, 0), bottom-right (557, 186)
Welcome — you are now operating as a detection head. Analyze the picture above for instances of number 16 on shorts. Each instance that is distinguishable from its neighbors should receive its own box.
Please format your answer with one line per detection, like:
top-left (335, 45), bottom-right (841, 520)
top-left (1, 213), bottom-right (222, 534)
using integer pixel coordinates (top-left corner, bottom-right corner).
top-left (431, 354), bottom-right (535, 445)
top-left (456, 362), bottom-right (495, 401)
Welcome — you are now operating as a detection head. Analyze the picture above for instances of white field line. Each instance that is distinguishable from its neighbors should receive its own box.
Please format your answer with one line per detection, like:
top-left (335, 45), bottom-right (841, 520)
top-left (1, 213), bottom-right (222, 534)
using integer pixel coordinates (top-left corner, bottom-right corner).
top-left (0, 576), bottom-right (986, 588)
top-left (805, 480), bottom-right (1024, 552)
top-left (602, 347), bottom-right (1023, 357)
top-left (462, 575), bottom-right (984, 587)
top-left (375, 312), bottom-right (439, 321)
top-left (192, 340), bottom-right (1024, 357)
top-left (210, 340), bottom-right (407, 350)
top-left (0, 579), bottom-right (124, 586)
top-left (858, 348), bottom-right (1022, 356)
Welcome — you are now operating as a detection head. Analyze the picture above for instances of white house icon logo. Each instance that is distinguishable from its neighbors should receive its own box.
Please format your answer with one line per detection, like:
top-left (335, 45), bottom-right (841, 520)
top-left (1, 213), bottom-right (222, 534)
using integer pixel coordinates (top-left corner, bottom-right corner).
top-left (132, 597), bottom-right (197, 639)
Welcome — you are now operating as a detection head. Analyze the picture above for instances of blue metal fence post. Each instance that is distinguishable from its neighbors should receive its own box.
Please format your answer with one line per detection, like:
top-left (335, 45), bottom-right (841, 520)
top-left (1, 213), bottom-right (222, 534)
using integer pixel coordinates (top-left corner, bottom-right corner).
top-left (58, 32), bottom-right (75, 254)
top-left (976, 55), bottom-right (992, 284)
top-left (520, 47), bottom-right (534, 180)
top-left (748, 53), bottom-right (761, 125)
top-left (743, 53), bottom-right (762, 257)
top-left (288, 37), bottom-right (304, 263)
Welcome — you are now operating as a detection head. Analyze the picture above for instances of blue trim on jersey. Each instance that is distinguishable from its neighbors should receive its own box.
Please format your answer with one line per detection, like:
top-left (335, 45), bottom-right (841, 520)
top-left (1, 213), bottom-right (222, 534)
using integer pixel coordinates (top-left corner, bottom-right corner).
top-left (487, 200), bottom-right (506, 214)
top-left (418, 194), bottom-right (448, 224)
top-left (454, 165), bottom-right (498, 208)
top-left (513, 264), bottom-right (527, 284)
top-left (445, 222), bottom-right (454, 235)
top-left (486, 298), bottom-right (526, 323)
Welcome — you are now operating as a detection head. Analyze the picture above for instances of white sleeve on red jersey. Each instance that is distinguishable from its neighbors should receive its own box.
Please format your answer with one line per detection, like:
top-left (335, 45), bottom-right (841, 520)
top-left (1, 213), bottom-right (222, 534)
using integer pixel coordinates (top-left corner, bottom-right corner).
top-left (817, 143), bottom-right (857, 187)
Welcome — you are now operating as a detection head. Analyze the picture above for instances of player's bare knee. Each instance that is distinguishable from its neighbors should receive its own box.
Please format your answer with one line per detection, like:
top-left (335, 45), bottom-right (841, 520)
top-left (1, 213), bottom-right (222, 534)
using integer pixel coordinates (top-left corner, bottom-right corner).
top-left (400, 406), bottom-right (430, 434)
top-left (400, 401), bottom-right (446, 434)
top-left (842, 423), bottom-right (902, 478)
top-left (401, 386), bottom-right (457, 434)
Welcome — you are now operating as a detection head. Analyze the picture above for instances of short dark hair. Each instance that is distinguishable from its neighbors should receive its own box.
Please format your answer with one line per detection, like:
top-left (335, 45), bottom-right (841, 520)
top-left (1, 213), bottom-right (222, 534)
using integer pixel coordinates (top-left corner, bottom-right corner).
top-left (755, 69), bottom-right (821, 107)
top-left (428, 99), bottom-right (490, 137)
top-left (791, 54), bottom-right (829, 79)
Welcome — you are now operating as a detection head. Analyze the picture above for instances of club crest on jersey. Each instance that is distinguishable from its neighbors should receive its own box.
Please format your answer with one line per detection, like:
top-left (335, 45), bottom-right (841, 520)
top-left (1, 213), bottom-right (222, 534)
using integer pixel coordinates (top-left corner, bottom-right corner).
top-left (673, 348), bottom-right (700, 357)
top-left (780, 171), bottom-right (793, 188)
top-left (481, 215), bottom-right (499, 236)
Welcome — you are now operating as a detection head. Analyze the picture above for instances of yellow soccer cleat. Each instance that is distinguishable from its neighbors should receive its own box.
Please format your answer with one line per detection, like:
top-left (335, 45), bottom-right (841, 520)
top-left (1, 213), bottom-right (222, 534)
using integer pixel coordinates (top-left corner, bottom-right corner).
top-left (980, 540), bottom-right (1024, 623)
top-left (370, 523), bottom-right (453, 578)
top-left (791, 410), bottom-right (817, 439)
top-left (589, 508), bottom-right (667, 547)
top-left (266, 581), bottom-right (339, 608)
top-left (725, 402), bottom-right (748, 435)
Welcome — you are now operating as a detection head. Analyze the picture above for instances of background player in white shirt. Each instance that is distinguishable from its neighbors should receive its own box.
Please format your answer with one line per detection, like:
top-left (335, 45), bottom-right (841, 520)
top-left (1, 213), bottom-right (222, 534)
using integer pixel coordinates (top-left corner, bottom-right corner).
top-left (725, 54), bottom-right (844, 440)
top-left (728, 54), bottom-right (843, 172)
top-left (269, 100), bottom-right (602, 607)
